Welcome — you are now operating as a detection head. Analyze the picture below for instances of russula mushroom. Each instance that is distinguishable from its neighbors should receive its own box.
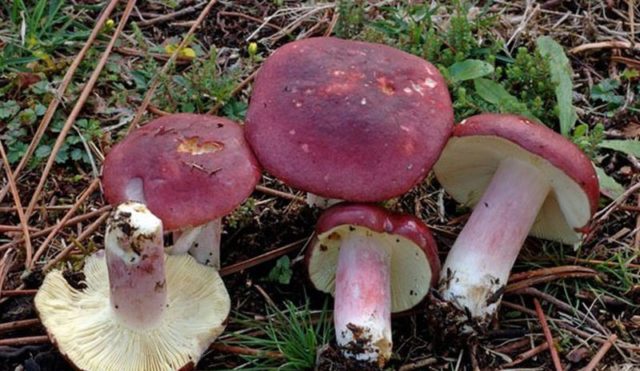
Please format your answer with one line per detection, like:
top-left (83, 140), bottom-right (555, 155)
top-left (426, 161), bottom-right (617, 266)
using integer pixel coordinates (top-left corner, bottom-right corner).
top-left (35, 202), bottom-right (230, 371)
top-left (433, 113), bottom-right (599, 326)
top-left (306, 203), bottom-right (440, 366)
top-left (245, 37), bottom-right (453, 204)
top-left (102, 113), bottom-right (261, 269)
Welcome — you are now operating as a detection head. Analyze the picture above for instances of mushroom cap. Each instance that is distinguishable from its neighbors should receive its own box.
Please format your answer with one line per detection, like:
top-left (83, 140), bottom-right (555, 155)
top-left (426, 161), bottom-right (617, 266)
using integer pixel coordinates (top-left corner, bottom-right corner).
top-left (102, 114), bottom-right (261, 231)
top-left (306, 203), bottom-right (440, 313)
top-left (35, 253), bottom-right (230, 371)
top-left (245, 37), bottom-right (453, 201)
top-left (434, 113), bottom-right (599, 244)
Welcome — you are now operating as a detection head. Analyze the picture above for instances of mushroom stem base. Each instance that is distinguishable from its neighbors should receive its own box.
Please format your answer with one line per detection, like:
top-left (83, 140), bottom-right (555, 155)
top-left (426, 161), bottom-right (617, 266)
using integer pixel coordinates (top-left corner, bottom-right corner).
top-left (440, 158), bottom-right (550, 321)
top-left (334, 231), bottom-right (392, 365)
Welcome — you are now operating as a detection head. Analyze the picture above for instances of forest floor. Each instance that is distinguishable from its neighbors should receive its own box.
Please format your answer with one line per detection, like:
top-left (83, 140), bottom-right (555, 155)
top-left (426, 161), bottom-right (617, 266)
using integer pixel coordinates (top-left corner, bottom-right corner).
top-left (0, 1), bottom-right (639, 370)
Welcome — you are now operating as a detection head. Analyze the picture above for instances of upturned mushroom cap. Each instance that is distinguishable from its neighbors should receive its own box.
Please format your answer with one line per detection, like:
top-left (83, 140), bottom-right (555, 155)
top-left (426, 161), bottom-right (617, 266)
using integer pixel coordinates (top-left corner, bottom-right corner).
top-left (102, 114), bottom-right (261, 231)
top-left (35, 253), bottom-right (230, 371)
top-left (246, 37), bottom-right (453, 201)
top-left (434, 113), bottom-right (599, 244)
top-left (306, 203), bottom-right (440, 312)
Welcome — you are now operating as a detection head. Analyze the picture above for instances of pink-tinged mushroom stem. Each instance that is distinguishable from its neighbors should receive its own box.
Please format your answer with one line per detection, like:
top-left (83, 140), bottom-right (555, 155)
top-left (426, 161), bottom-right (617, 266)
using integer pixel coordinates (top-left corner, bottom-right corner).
top-left (334, 232), bottom-right (392, 364)
top-left (105, 202), bottom-right (167, 329)
top-left (440, 158), bottom-right (550, 321)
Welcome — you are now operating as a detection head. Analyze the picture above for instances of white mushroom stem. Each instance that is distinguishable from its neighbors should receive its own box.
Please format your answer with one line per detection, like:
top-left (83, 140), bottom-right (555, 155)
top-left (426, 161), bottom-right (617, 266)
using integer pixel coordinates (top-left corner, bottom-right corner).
top-left (334, 231), bottom-right (392, 364)
top-left (440, 158), bottom-right (550, 321)
top-left (105, 202), bottom-right (167, 329)
top-left (188, 219), bottom-right (222, 269)
top-left (169, 219), bottom-right (222, 269)
top-left (305, 193), bottom-right (342, 209)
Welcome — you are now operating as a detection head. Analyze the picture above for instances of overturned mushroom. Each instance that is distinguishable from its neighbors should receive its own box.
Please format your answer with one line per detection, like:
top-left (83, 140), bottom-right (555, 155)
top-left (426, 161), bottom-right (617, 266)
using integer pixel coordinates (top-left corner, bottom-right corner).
top-left (306, 203), bottom-right (440, 366)
top-left (102, 113), bottom-right (261, 268)
top-left (35, 202), bottom-right (230, 371)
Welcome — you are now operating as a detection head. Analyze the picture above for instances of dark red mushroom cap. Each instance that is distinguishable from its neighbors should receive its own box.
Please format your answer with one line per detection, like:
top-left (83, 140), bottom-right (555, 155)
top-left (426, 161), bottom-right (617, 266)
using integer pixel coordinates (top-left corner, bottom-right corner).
top-left (434, 113), bottom-right (599, 243)
top-left (102, 114), bottom-right (261, 231)
top-left (306, 203), bottom-right (440, 312)
top-left (246, 37), bottom-right (453, 202)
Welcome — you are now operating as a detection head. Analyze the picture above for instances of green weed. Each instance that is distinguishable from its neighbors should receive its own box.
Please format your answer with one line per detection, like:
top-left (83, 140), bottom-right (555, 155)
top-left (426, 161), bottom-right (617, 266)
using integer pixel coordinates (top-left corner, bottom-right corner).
top-left (0, 92), bottom-right (102, 167)
top-left (0, 0), bottom-right (90, 73)
top-left (153, 51), bottom-right (248, 116)
top-left (226, 300), bottom-right (333, 370)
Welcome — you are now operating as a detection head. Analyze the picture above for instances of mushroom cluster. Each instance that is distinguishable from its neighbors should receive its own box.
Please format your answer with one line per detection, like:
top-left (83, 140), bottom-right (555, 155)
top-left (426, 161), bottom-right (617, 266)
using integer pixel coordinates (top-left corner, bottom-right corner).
top-left (33, 36), bottom-right (600, 371)
top-left (246, 36), bottom-right (453, 365)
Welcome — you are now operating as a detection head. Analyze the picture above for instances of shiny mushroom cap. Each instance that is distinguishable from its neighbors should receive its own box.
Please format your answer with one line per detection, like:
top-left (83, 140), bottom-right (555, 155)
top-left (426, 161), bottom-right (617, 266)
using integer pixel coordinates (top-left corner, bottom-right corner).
top-left (246, 37), bottom-right (453, 202)
top-left (103, 113), bottom-right (261, 231)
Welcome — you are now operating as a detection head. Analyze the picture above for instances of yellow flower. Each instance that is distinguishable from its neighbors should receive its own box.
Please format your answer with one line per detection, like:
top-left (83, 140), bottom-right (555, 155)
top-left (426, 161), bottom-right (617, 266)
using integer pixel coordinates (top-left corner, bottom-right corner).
top-left (164, 44), bottom-right (196, 59)
top-left (179, 47), bottom-right (196, 59)
top-left (33, 50), bottom-right (55, 69)
top-left (248, 42), bottom-right (258, 57)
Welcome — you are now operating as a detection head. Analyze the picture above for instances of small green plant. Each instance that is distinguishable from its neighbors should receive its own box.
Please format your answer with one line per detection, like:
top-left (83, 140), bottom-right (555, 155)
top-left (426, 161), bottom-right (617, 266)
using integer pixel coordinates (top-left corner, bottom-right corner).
top-left (267, 256), bottom-right (293, 285)
top-left (225, 198), bottom-right (256, 229)
top-left (334, 0), bottom-right (366, 39)
top-left (153, 51), bottom-right (247, 116)
top-left (228, 300), bottom-right (333, 370)
top-left (1, 95), bottom-right (102, 166)
top-left (0, 0), bottom-right (90, 73)
top-left (571, 122), bottom-right (605, 159)
top-left (591, 78), bottom-right (626, 115)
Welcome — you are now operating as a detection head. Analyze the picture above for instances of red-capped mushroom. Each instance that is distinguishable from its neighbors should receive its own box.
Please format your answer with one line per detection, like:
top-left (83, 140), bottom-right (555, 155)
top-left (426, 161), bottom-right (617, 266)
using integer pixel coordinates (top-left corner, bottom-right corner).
top-left (433, 113), bottom-right (599, 326)
top-left (307, 203), bottom-right (440, 366)
top-left (245, 37), bottom-right (453, 205)
top-left (102, 113), bottom-right (261, 268)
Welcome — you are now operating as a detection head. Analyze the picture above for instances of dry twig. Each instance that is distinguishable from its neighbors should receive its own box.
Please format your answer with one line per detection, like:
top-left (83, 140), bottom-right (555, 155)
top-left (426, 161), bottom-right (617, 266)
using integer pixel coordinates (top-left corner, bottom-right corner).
top-left (220, 238), bottom-right (306, 277)
top-left (0, 142), bottom-right (32, 267)
top-left (583, 334), bottom-right (618, 371)
top-left (209, 343), bottom-right (283, 358)
top-left (138, 1), bottom-right (206, 27)
top-left (0, 207), bottom-right (111, 253)
top-left (254, 185), bottom-right (304, 203)
top-left (0, 318), bottom-right (41, 334)
top-left (0, 335), bottom-right (49, 347)
top-left (29, 179), bottom-right (101, 268)
top-left (42, 211), bottom-right (109, 272)
top-left (533, 298), bottom-right (563, 371)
